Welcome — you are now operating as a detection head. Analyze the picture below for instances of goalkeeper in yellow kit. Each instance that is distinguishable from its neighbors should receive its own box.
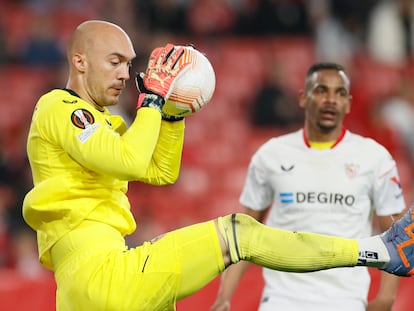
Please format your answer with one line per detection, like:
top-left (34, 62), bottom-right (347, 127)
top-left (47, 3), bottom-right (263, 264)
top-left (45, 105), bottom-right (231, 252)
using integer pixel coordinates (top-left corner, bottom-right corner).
top-left (22, 20), bottom-right (414, 311)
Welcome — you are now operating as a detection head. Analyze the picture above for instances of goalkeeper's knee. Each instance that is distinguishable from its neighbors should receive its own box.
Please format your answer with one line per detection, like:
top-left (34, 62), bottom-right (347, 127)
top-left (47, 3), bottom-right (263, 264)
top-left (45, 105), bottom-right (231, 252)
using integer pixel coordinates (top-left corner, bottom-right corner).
top-left (216, 213), bottom-right (258, 264)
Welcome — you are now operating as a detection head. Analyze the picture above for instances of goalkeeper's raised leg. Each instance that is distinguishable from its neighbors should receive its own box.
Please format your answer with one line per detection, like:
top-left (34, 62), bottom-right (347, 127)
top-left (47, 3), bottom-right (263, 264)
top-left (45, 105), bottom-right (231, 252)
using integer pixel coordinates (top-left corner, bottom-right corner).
top-left (214, 210), bottom-right (414, 277)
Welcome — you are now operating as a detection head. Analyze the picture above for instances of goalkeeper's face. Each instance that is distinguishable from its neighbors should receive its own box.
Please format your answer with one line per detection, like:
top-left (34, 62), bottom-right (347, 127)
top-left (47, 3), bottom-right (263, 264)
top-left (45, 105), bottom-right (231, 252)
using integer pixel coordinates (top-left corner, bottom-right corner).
top-left (86, 34), bottom-right (135, 108)
top-left (69, 21), bottom-right (136, 109)
top-left (300, 69), bottom-right (351, 133)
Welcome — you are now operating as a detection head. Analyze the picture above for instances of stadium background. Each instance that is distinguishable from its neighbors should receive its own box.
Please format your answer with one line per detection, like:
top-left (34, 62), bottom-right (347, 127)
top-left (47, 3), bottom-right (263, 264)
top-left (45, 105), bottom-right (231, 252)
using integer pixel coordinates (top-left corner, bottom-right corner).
top-left (1, 0), bottom-right (414, 310)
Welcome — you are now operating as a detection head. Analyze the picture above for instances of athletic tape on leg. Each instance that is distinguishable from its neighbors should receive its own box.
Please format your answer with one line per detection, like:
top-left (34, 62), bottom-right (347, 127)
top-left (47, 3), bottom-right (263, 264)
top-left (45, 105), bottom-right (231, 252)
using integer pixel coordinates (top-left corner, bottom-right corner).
top-left (217, 214), bottom-right (241, 264)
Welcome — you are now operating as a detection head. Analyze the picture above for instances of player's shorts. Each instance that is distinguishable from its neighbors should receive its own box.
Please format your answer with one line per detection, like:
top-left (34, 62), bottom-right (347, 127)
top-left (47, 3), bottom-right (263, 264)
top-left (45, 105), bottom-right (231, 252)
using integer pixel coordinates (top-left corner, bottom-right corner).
top-left (51, 219), bottom-right (224, 311)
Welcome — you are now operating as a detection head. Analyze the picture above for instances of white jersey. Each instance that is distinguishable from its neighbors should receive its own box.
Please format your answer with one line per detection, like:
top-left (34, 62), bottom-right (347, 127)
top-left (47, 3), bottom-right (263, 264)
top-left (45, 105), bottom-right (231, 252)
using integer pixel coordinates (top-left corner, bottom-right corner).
top-left (240, 129), bottom-right (405, 311)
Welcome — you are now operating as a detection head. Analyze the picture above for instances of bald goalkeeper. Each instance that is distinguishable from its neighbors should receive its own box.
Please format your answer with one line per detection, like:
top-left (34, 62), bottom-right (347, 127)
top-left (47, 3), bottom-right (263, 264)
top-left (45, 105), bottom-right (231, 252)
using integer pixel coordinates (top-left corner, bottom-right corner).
top-left (22, 20), bottom-right (414, 311)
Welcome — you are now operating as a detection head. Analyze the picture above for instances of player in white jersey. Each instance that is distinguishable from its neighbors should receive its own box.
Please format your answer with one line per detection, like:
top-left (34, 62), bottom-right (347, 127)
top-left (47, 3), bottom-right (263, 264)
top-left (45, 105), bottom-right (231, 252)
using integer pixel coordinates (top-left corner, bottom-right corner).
top-left (210, 62), bottom-right (406, 311)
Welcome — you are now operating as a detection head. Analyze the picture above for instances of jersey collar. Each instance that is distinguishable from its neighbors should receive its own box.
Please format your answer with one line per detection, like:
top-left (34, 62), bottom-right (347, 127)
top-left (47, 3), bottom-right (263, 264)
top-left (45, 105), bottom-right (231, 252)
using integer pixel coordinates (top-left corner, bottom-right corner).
top-left (302, 126), bottom-right (346, 149)
top-left (62, 88), bottom-right (81, 98)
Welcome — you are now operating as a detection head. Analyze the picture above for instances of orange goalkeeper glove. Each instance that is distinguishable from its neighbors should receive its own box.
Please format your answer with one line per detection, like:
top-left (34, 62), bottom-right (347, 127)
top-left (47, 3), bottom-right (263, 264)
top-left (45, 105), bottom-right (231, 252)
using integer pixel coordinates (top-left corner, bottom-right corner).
top-left (136, 44), bottom-right (191, 113)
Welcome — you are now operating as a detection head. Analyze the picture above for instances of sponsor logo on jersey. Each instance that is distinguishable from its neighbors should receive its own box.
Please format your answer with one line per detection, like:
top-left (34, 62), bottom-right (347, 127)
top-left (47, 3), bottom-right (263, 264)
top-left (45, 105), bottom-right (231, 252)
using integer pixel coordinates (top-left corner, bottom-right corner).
top-left (280, 192), bottom-right (294, 204)
top-left (63, 99), bottom-right (78, 104)
top-left (71, 109), bottom-right (95, 129)
top-left (281, 165), bottom-right (294, 172)
top-left (279, 191), bottom-right (355, 206)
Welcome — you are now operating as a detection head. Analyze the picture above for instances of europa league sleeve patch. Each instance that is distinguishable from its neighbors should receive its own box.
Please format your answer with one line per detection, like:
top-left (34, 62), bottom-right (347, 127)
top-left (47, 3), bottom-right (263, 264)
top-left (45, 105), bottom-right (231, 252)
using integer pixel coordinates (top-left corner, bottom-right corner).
top-left (71, 109), bottom-right (95, 129)
top-left (71, 109), bottom-right (101, 143)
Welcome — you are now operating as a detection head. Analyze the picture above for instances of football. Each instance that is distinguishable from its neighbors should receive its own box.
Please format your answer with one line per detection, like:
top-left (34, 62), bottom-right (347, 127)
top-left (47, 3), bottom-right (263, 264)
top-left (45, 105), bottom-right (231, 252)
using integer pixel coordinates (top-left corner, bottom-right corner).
top-left (162, 46), bottom-right (216, 118)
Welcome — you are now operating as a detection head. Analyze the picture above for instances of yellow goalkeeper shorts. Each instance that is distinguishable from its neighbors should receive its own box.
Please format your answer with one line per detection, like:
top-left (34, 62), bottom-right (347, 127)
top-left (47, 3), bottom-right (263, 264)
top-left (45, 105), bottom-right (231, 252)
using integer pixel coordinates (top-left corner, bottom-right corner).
top-left (51, 220), bottom-right (224, 311)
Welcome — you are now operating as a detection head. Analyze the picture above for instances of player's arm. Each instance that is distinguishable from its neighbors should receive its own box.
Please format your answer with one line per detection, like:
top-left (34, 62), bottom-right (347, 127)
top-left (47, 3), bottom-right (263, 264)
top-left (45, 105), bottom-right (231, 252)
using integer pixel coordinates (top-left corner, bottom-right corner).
top-left (210, 205), bottom-right (268, 311)
top-left (102, 109), bottom-right (184, 185)
top-left (138, 117), bottom-right (184, 185)
top-left (57, 104), bottom-right (182, 184)
top-left (52, 104), bottom-right (166, 181)
top-left (366, 145), bottom-right (407, 308)
top-left (368, 213), bottom-right (403, 311)
top-left (107, 107), bottom-right (184, 184)
top-left (63, 44), bottom-right (188, 183)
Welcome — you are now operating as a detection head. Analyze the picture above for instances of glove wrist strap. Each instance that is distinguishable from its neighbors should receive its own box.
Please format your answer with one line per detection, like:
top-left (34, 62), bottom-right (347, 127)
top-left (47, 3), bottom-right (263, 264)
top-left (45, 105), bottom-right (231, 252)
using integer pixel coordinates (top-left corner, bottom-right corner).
top-left (162, 115), bottom-right (184, 122)
top-left (137, 93), bottom-right (165, 112)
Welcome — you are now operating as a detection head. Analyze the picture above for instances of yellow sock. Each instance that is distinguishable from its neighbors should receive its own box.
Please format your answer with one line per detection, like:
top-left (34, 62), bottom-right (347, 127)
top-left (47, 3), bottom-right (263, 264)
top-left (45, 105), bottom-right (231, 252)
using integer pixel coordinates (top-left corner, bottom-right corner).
top-left (218, 213), bottom-right (359, 272)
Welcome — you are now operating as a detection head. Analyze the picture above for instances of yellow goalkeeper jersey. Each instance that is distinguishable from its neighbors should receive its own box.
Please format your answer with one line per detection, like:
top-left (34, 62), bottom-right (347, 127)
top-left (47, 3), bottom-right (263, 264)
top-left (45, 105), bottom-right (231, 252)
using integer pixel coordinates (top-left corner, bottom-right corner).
top-left (23, 89), bottom-right (184, 270)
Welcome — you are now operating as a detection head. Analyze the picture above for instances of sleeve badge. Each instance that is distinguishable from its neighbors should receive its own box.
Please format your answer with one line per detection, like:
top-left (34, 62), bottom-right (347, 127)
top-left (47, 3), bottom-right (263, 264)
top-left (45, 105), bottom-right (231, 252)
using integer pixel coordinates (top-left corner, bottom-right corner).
top-left (71, 109), bottom-right (95, 129)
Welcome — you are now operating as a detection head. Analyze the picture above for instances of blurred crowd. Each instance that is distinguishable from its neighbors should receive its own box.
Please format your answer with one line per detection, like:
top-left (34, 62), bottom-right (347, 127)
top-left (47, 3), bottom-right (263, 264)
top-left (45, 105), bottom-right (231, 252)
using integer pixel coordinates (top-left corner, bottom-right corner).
top-left (1, 0), bottom-right (413, 67)
top-left (1, 0), bottom-right (414, 279)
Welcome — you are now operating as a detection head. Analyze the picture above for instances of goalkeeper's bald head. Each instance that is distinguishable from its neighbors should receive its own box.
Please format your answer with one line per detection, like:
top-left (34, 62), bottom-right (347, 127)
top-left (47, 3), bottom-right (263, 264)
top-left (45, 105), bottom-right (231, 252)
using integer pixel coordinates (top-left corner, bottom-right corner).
top-left (66, 20), bottom-right (135, 64)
